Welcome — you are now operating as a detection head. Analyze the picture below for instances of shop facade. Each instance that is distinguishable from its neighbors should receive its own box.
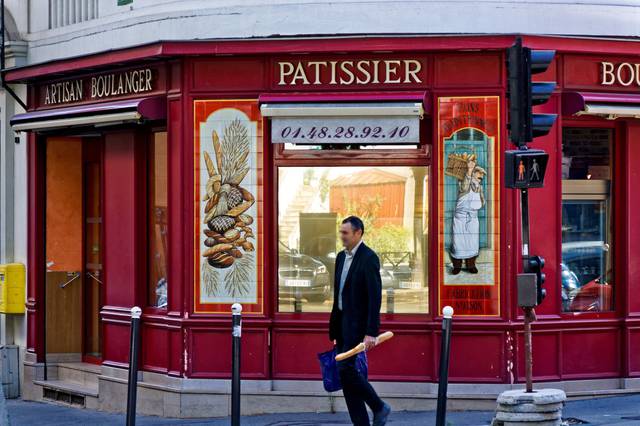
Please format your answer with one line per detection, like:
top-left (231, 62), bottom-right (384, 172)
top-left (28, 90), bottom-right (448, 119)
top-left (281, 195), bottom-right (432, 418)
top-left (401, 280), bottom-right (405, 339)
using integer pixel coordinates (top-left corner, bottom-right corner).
top-left (6, 35), bottom-right (640, 416)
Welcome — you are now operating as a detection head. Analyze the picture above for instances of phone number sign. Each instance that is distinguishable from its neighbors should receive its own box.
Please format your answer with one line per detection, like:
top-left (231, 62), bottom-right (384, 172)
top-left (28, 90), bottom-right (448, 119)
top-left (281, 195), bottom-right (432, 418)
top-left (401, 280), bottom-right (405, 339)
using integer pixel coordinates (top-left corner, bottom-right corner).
top-left (271, 117), bottom-right (420, 144)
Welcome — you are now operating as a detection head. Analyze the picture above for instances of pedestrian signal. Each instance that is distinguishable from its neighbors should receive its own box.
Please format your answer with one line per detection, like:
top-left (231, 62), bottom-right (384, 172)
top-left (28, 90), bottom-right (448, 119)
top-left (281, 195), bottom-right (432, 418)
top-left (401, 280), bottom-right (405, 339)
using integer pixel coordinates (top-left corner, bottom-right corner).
top-left (505, 149), bottom-right (549, 189)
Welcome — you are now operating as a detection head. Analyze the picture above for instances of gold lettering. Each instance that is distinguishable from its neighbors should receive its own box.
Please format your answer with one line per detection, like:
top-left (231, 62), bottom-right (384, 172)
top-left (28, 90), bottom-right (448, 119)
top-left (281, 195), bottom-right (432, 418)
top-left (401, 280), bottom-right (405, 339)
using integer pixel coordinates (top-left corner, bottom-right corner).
top-left (601, 62), bottom-right (615, 85)
top-left (75, 80), bottom-right (83, 100)
top-left (278, 62), bottom-right (294, 85)
top-left (329, 61), bottom-right (338, 85)
top-left (291, 63), bottom-right (310, 85)
top-left (116, 74), bottom-right (124, 95)
top-left (145, 69), bottom-right (153, 91)
top-left (307, 61), bottom-right (327, 84)
top-left (404, 59), bottom-right (422, 83)
top-left (45, 86), bottom-right (51, 105)
top-left (91, 77), bottom-right (98, 98)
top-left (371, 60), bottom-right (380, 84)
top-left (617, 62), bottom-right (634, 86)
top-left (356, 61), bottom-right (371, 84)
top-left (138, 70), bottom-right (145, 92)
top-left (339, 61), bottom-right (355, 85)
top-left (384, 60), bottom-right (401, 83)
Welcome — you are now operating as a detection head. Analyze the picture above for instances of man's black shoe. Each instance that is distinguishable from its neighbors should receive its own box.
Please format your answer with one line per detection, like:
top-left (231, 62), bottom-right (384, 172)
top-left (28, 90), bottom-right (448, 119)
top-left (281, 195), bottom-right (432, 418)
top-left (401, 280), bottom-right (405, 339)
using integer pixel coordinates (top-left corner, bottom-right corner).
top-left (373, 402), bottom-right (391, 426)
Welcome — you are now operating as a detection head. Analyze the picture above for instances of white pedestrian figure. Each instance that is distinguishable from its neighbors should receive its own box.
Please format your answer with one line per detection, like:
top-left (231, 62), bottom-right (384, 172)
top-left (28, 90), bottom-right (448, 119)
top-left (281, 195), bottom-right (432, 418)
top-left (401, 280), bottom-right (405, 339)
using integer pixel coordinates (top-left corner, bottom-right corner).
top-left (530, 159), bottom-right (540, 181)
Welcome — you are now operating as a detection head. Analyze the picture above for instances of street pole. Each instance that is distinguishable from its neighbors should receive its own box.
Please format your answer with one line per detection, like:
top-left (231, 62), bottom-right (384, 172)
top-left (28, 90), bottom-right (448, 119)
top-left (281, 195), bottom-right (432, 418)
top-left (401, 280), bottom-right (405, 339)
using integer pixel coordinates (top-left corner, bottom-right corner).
top-left (436, 305), bottom-right (454, 426)
top-left (521, 188), bottom-right (535, 393)
top-left (126, 306), bottom-right (142, 426)
top-left (231, 303), bottom-right (242, 426)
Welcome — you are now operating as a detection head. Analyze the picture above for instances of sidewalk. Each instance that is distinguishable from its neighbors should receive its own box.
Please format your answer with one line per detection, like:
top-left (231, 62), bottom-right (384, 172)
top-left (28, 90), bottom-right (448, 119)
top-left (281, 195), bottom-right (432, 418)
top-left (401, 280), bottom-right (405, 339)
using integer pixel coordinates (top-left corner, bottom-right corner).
top-left (2, 392), bottom-right (640, 425)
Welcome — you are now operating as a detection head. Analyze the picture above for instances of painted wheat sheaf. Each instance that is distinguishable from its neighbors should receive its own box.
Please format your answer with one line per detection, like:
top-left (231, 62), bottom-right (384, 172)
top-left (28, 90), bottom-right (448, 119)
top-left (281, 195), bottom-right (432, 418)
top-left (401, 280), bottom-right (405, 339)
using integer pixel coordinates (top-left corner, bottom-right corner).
top-left (201, 118), bottom-right (255, 297)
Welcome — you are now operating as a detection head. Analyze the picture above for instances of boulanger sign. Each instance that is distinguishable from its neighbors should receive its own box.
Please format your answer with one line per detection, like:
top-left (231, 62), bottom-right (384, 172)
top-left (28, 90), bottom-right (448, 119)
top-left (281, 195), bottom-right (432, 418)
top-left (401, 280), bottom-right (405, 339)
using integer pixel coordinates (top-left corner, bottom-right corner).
top-left (600, 61), bottom-right (640, 87)
top-left (39, 67), bottom-right (158, 107)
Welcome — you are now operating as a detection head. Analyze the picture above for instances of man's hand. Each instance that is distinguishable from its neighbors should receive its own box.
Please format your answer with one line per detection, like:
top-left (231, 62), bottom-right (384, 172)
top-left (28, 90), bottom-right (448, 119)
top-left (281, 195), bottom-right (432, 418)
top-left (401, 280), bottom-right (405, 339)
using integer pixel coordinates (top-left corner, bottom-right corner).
top-left (364, 335), bottom-right (377, 351)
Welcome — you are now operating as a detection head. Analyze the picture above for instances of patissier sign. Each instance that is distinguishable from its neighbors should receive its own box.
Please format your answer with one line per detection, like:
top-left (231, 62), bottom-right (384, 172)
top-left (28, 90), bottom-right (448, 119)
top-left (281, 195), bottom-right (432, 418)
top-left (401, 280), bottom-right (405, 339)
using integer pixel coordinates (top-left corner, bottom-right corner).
top-left (276, 59), bottom-right (425, 86)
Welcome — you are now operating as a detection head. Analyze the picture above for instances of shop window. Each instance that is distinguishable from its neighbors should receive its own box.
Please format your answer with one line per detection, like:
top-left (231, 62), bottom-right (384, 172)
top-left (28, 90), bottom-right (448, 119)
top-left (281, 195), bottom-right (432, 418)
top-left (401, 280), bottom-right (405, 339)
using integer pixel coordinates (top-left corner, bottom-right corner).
top-left (277, 166), bottom-right (429, 314)
top-left (561, 128), bottom-right (613, 313)
top-left (148, 131), bottom-right (168, 308)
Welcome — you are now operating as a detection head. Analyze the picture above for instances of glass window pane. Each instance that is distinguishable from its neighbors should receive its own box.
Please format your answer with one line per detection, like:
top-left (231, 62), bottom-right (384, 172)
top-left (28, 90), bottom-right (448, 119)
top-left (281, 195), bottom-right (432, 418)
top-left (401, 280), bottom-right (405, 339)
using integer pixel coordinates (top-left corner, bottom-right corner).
top-left (277, 166), bottom-right (429, 314)
top-left (149, 131), bottom-right (168, 308)
top-left (561, 128), bottom-right (612, 313)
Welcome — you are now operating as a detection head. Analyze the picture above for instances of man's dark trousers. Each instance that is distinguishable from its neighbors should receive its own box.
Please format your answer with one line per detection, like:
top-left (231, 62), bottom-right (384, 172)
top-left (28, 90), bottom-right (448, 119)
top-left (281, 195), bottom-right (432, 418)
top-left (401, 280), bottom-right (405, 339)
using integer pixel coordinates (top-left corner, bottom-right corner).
top-left (335, 314), bottom-right (384, 425)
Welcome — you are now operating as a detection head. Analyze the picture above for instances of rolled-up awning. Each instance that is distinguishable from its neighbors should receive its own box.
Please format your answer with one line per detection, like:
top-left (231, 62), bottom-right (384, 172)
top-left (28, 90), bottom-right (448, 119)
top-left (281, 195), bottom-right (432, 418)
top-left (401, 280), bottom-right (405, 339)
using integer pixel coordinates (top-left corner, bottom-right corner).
top-left (11, 96), bottom-right (166, 132)
top-left (562, 92), bottom-right (640, 120)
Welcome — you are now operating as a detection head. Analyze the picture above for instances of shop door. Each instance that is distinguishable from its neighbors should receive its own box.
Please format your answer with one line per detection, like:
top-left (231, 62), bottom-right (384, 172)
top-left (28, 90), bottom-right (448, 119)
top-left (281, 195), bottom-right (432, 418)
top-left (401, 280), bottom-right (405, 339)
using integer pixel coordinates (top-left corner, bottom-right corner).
top-left (45, 137), bottom-right (103, 362)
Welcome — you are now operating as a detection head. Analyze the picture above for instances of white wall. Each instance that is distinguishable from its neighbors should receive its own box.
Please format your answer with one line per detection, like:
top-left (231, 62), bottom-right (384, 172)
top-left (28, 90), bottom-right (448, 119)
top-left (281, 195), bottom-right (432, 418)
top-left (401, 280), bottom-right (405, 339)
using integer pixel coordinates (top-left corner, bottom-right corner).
top-left (11, 0), bottom-right (640, 66)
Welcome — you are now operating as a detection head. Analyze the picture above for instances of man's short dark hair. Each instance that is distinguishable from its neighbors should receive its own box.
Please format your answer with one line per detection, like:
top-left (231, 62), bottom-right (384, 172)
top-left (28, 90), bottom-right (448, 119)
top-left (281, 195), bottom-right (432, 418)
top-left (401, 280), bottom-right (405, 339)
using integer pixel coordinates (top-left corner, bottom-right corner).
top-left (342, 216), bottom-right (365, 235)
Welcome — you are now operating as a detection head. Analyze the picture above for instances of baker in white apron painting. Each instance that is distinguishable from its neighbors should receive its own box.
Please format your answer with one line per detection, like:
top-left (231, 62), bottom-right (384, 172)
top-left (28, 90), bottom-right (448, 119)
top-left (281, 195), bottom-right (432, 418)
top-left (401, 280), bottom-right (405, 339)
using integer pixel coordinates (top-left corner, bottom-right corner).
top-left (450, 159), bottom-right (486, 275)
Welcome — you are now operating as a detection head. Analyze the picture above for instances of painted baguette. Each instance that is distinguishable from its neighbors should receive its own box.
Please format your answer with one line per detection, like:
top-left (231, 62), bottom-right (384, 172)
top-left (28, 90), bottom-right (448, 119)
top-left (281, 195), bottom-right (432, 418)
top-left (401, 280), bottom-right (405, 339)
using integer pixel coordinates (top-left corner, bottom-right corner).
top-left (335, 331), bottom-right (394, 361)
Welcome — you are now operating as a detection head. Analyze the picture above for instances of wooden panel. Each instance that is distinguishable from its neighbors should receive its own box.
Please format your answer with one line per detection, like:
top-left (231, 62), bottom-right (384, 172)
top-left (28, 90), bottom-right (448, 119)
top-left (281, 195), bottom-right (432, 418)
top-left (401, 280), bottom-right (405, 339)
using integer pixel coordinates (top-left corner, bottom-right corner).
top-left (628, 327), bottom-right (640, 376)
top-left (46, 137), bottom-right (83, 272)
top-left (516, 331), bottom-right (561, 381)
top-left (272, 329), bottom-right (328, 379)
top-left (272, 328), bottom-right (432, 380)
top-left (563, 54), bottom-right (640, 91)
top-left (368, 331), bottom-right (432, 381)
top-left (45, 272), bottom-right (82, 353)
top-left (192, 58), bottom-right (266, 91)
top-left (103, 132), bottom-right (138, 308)
top-left (527, 94), bottom-right (561, 316)
top-left (102, 321), bottom-right (130, 365)
top-left (447, 332), bottom-right (504, 382)
top-left (45, 137), bottom-right (83, 354)
top-left (141, 323), bottom-right (169, 373)
top-left (189, 327), bottom-right (268, 378)
top-left (561, 328), bottom-right (620, 377)
top-left (169, 328), bottom-right (183, 376)
top-left (434, 53), bottom-right (501, 88)
top-left (627, 124), bottom-right (640, 314)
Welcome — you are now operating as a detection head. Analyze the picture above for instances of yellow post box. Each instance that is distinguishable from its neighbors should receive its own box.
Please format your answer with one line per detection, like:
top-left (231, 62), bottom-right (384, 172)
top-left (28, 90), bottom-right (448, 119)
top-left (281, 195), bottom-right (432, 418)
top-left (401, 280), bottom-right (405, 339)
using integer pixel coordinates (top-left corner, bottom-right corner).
top-left (0, 263), bottom-right (26, 314)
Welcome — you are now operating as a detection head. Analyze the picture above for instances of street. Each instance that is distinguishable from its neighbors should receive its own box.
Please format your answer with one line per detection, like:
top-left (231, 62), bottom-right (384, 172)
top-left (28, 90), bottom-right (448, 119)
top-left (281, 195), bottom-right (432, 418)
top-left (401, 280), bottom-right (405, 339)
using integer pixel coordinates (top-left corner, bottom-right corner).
top-left (2, 393), bottom-right (640, 425)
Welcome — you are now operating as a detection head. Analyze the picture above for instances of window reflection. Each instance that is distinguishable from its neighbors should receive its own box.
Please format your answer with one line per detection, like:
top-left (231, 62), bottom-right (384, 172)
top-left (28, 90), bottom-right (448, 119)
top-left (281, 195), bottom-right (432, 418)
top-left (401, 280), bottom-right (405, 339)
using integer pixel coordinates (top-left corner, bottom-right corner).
top-left (278, 166), bottom-right (428, 314)
top-left (561, 128), bottom-right (612, 313)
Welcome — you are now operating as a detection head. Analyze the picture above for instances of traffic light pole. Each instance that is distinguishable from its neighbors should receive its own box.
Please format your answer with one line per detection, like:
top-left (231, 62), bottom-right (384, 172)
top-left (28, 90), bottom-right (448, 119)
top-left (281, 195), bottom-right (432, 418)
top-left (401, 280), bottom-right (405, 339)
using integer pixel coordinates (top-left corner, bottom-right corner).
top-left (520, 188), bottom-right (536, 393)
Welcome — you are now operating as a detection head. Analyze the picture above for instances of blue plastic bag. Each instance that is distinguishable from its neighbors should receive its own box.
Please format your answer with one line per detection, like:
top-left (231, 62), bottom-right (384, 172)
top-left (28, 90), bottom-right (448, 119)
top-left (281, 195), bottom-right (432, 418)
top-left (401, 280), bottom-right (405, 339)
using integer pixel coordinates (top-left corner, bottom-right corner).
top-left (317, 347), bottom-right (368, 392)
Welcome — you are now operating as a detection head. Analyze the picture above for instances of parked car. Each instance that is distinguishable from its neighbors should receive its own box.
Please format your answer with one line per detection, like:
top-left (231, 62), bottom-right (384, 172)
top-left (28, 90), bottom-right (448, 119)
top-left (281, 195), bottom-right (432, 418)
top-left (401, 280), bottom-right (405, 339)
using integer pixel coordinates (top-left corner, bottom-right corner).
top-left (561, 241), bottom-right (612, 312)
top-left (278, 242), bottom-right (331, 303)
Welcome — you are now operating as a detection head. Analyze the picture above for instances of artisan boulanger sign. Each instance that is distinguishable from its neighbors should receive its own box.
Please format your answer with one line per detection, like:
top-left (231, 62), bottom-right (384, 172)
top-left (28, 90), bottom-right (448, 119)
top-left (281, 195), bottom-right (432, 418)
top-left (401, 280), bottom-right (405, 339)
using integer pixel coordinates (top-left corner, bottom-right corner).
top-left (276, 58), bottom-right (425, 86)
top-left (600, 61), bottom-right (640, 86)
top-left (42, 68), bottom-right (154, 106)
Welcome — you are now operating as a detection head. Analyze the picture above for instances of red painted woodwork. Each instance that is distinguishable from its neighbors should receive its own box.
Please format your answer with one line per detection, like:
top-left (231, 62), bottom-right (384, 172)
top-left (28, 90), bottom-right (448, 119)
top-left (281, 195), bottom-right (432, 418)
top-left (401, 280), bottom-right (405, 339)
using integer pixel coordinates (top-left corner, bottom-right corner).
top-left (20, 35), bottom-right (640, 387)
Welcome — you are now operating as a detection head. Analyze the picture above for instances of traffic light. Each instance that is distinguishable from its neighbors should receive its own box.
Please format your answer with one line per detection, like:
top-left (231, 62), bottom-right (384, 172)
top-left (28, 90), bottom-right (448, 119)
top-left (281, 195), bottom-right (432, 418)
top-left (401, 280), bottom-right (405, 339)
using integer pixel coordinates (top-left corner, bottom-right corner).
top-left (525, 255), bottom-right (546, 305)
top-left (507, 38), bottom-right (558, 147)
top-left (505, 149), bottom-right (549, 189)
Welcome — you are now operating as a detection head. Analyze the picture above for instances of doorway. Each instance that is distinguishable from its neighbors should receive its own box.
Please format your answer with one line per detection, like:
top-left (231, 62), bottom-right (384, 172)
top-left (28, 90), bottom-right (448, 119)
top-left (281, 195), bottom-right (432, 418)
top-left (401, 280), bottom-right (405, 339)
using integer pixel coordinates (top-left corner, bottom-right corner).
top-left (45, 136), bottom-right (103, 362)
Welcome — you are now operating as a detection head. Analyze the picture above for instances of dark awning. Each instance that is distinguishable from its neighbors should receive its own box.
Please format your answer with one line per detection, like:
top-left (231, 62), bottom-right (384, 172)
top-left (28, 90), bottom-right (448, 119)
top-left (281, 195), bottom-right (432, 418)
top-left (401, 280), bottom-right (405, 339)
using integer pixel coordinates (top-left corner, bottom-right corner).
top-left (11, 96), bottom-right (166, 132)
top-left (562, 92), bottom-right (640, 119)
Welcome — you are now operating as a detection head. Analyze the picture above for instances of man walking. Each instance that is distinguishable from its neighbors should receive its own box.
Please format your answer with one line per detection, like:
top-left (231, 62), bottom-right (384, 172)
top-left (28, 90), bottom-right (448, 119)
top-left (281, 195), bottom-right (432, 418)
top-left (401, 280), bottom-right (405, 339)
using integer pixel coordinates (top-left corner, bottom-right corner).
top-left (329, 216), bottom-right (391, 426)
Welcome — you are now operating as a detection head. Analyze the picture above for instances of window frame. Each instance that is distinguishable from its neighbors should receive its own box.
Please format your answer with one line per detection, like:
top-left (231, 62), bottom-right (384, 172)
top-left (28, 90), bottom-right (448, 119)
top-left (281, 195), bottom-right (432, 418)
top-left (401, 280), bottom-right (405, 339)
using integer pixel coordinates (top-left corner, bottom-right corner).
top-left (145, 127), bottom-right (169, 313)
top-left (559, 119), bottom-right (622, 320)
top-left (271, 123), bottom-right (432, 322)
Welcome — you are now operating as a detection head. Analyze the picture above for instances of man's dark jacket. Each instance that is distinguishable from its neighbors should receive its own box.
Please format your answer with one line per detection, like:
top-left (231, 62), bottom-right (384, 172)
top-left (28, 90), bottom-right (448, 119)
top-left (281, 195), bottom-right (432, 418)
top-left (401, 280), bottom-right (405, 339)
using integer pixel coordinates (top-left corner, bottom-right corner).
top-left (329, 243), bottom-right (382, 348)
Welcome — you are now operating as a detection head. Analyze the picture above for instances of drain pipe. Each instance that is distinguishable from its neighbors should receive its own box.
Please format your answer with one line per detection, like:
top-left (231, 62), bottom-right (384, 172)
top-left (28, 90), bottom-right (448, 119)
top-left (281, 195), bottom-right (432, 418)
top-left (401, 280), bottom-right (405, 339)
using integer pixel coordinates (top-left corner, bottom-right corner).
top-left (1, 0), bottom-right (27, 111)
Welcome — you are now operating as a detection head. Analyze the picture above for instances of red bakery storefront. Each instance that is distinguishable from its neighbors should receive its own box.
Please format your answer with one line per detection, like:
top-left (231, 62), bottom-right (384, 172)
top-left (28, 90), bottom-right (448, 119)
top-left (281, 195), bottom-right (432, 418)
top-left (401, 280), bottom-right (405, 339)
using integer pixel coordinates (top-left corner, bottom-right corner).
top-left (7, 35), bottom-right (640, 416)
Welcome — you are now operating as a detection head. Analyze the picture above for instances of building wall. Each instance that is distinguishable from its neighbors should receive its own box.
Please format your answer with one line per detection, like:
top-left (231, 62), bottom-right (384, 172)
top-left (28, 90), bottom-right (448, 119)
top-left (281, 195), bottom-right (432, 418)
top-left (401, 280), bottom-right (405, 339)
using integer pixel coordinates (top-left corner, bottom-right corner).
top-left (11, 1), bottom-right (640, 65)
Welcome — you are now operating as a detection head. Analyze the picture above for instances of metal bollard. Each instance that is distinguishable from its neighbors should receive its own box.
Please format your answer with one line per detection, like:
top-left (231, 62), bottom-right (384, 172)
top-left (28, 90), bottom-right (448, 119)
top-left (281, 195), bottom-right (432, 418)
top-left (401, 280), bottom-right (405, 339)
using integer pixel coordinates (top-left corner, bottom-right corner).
top-left (231, 303), bottom-right (242, 426)
top-left (126, 306), bottom-right (142, 426)
top-left (436, 305), bottom-right (454, 426)
top-left (386, 288), bottom-right (395, 314)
